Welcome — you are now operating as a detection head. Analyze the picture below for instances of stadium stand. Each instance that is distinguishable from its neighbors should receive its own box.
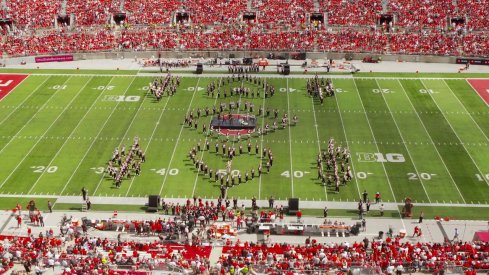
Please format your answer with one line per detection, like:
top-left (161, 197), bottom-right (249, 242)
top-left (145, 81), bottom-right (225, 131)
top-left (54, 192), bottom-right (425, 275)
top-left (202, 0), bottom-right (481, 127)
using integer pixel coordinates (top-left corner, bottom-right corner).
top-left (322, 0), bottom-right (381, 26)
top-left (3, 0), bottom-right (62, 29)
top-left (0, 0), bottom-right (489, 58)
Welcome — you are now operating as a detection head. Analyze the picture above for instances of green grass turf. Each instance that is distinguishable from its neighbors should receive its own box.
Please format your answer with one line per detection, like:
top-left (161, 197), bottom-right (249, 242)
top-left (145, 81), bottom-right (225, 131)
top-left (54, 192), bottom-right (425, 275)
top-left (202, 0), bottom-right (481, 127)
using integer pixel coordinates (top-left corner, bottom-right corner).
top-left (0, 68), bottom-right (138, 75)
top-left (0, 72), bottom-right (488, 218)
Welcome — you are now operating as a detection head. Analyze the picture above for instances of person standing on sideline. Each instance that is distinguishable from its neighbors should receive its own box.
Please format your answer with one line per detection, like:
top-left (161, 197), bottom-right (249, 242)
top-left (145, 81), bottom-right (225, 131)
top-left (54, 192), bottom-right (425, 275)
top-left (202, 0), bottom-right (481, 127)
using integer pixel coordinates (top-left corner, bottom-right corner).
top-left (453, 228), bottom-right (459, 242)
top-left (47, 201), bottom-right (53, 213)
top-left (86, 198), bottom-right (92, 211)
top-left (375, 192), bottom-right (381, 203)
top-left (379, 204), bottom-right (384, 217)
top-left (81, 187), bottom-right (87, 201)
top-left (361, 219), bottom-right (366, 232)
top-left (268, 196), bottom-right (274, 208)
top-left (418, 211), bottom-right (424, 223)
top-left (362, 190), bottom-right (368, 203)
top-left (324, 206), bottom-right (328, 218)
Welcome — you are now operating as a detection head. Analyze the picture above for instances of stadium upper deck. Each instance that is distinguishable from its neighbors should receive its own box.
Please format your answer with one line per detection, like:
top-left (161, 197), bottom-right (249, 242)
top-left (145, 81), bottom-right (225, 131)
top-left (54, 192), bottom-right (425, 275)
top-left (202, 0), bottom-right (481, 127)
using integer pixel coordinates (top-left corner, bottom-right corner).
top-left (0, 0), bottom-right (488, 58)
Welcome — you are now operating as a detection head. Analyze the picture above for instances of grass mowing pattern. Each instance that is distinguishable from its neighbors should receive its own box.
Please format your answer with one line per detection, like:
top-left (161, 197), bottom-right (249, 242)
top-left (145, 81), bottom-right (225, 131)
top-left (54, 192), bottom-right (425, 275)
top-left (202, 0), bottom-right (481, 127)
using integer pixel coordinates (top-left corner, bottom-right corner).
top-left (0, 73), bottom-right (488, 208)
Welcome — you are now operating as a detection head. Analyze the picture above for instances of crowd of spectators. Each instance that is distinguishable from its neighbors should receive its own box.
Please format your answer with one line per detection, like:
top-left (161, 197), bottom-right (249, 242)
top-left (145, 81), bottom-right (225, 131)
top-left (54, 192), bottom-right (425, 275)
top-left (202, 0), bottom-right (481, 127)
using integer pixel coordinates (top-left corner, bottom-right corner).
top-left (321, 0), bottom-right (381, 26)
top-left (123, 0), bottom-right (179, 25)
top-left (388, 0), bottom-right (455, 30)
top-left (1, 29), bottom-right (116, 57)
top-left (456, 0), bottom-right (489, 31)
top-left (183, 0), bottom-right (247, 25)
top-left (3, 0), bottom-right (61, 29)
top-left (1, 0), bottom-right (489, 58)
top-left (217, 239), bottom-right (489, 274)
top-left (2, 196), bottom-right (489, 274)
top-left (65, 0), bottom-right (120, 27)
top-left (252, 0), bottom-right (313, 29)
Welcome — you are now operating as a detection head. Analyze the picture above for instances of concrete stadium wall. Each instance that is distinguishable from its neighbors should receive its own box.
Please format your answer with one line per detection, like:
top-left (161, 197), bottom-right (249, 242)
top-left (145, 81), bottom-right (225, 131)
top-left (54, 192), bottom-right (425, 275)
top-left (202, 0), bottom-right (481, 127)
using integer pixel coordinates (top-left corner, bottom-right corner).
top-left (0, 50), bottom-right (466, 66)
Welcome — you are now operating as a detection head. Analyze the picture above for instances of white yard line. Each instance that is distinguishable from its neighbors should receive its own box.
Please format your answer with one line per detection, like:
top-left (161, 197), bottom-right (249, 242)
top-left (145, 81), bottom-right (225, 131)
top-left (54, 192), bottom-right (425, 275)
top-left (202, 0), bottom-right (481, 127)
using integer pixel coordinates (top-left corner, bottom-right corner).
top-left (351, 79), bottom-right (406, 229)
top-left (58, 77), bottom-right (136, 195)
top-left (465, 79), bottom-right (489, 107)
top-left (0, 77), bottom-right (52, 153)
top-left (23, 73), bottom-right (482, 81)
top-left (258, 82), bottom-right (267, 200)
top-left (27, 77), bottom-right (95, 193)
top-left (125, 85), bottom-right (175, 196)
top-left (0, 76), bottom-right (75, 189)
top-left (331, 80), bottom-right (361, 199)
top-left (374, 79), bottom-right (432, 203)
top-left (442, 80), bottom-right (489, 142)
top-left (93, 80), bottom-right (150, 195)
top-left (285, 79), bottom-right (296, 198)
top-left (190, 78), bottom-right (221, 197)
top-left (420, 80), bottom-right (489, 187)
top-left (397, 80), bottom-right (466, 203)
top-left (308, 81), bottom-right (328, 201)
top-left (0, 75), bottom-right (44, 124)
top-left (158, 78), bottom-right (200, 195)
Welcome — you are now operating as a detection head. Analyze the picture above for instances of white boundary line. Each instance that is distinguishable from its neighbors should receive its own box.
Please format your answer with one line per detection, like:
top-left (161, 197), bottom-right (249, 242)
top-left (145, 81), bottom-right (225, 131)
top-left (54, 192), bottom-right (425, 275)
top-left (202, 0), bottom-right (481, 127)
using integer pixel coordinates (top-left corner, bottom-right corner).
top-left (351, 78), bottom-right (406, 229)
top-left (307, 80), bottom-right (328, 201)
top-left (125, 82), bottom-right (176, 196)
top-left (158, 78), bottom-right (200, 195)
top-left (374, 79), bottom-right (432, 203)
top-left (465, 79), bottom-right (489, 107)
top-left (397, 80), bottom-right (466, 203)
top-left (93, 79), bottom-right (150, 195)
top-left (0, 77), bottom-right (52, 153)
top-left (58, 76), bottom-right (136, 195)
top-left (190, 78), bottom-right (220, 197)
top-left (0, 76), bottom-right (75, 189)
top-left (19, 72), bottom-right (486, 81)
top-left (331, 80), bottom-right (362, 199)
top-left (285, 79), bottom-right (295, 198)
top-left (442, 80), bottom-right (489, 142)
top-left (258, 81), bottom-right (267, 200)
top-left (420, 80), bottom-right (489, 187)
top-left (27, 76), bottom-right (95, 193)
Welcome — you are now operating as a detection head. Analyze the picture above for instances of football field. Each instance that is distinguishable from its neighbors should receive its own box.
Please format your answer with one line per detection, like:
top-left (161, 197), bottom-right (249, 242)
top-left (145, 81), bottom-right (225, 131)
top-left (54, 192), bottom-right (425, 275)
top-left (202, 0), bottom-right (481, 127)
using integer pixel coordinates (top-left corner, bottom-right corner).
top-left (0, 72), bottom-right (488, 206)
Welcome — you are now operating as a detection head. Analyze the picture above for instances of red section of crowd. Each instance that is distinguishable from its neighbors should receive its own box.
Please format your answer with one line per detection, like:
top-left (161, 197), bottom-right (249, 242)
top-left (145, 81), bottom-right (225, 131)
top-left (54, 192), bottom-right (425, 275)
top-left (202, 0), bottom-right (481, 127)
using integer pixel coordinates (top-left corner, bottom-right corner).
top-left (0, 234), bottom-right (211, 274)
top-left (2, 27), bottom-right (489, 57)
top-left (219, 240), bottom-right (489, 273)
top-left (65, 0), bottom-right (119, 27)
top-left (253, 0), bottom-right (313, 27)
top-left (184, 0), bottom-right (247, 25)
top-left (123, 0), bottom-right (179, 25)
top-left (456, 0), bottom-right (489, 31)
top-left (2, 29), bottom-right (116, 56)
top-left (4, 0), bottom-right (61, 29)
top-left (2, 234), bottom-right (487, 274)
top-left (1, 0), bottom-right (489, 57)
top-left (388, 0), bottom-right (455, 30)
top-left (322, 0), bottom-right (381, 26)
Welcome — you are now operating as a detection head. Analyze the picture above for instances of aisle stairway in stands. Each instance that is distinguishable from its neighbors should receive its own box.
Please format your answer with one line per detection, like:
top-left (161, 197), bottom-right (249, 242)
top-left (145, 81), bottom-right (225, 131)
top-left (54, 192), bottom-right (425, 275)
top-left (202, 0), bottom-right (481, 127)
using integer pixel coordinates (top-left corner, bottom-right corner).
top-left (60, 0), bottom-right (67, 16)
top-left (209, 246), bottom-right (223, 266)
top-left (312, 0), bottom-right (319, 13)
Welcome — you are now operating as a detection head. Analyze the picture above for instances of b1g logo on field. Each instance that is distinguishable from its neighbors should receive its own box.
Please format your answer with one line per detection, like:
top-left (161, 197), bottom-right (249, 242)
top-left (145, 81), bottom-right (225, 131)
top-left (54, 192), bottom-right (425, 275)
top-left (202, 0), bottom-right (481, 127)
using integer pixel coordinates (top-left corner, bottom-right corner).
top-left (357, 152), bottom-right (405, 163)
top-left (102, 95), bottom-right (140, 102)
